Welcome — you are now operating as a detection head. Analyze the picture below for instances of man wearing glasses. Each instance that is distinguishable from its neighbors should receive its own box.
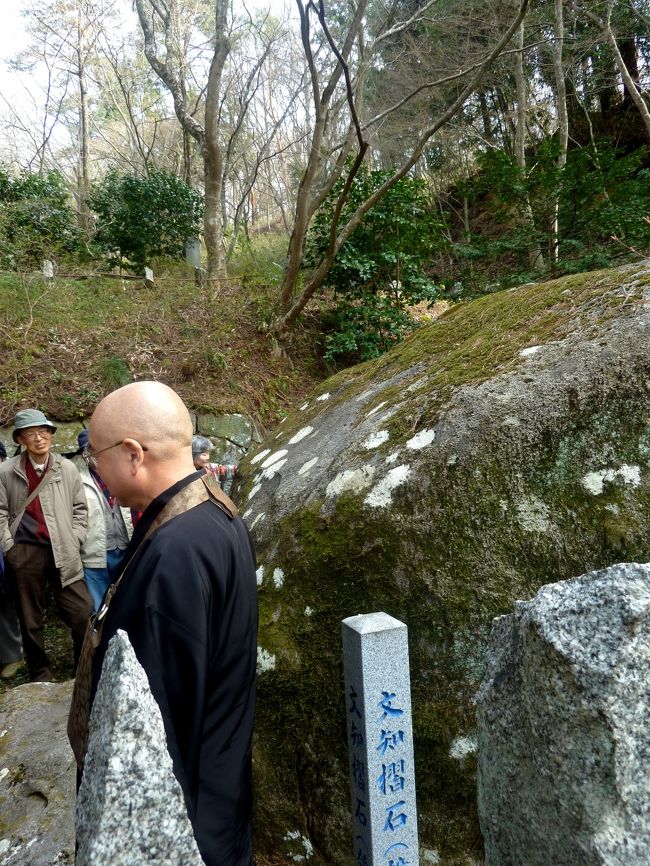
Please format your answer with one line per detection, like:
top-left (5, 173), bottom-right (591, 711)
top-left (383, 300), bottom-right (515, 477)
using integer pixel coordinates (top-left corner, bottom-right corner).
top-left (80, 382), bottom-right (257, 866)
top-left (0, 409), bottom-right (91, 682)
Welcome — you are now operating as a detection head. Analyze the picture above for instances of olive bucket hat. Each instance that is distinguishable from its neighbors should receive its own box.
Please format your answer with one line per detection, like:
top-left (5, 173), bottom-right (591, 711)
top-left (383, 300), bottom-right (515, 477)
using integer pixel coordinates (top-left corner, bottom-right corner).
top-left (12, 409), bottom-right (57, 443)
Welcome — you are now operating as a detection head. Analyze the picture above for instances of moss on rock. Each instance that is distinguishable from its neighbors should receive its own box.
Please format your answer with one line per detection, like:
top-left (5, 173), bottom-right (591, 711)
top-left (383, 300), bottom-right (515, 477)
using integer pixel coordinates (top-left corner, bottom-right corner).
top-left (242, 261), bottom-right (650, 865)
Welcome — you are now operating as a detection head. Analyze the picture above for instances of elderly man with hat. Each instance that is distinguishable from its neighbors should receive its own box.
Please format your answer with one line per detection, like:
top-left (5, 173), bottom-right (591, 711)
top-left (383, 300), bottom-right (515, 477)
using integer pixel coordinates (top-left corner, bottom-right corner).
top-left (0, 409), bottom-right (91, 682)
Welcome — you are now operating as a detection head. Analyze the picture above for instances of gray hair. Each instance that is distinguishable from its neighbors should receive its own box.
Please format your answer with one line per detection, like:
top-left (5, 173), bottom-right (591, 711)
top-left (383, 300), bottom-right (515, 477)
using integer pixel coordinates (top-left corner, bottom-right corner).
top-left (192, 435), bottom-right (214, 457)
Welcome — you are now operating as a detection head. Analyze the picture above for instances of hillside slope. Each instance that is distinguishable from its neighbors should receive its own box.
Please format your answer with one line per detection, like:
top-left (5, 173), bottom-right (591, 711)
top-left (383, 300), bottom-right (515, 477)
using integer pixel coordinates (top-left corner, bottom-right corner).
top-left (0, 272), bottom-right (323, 428)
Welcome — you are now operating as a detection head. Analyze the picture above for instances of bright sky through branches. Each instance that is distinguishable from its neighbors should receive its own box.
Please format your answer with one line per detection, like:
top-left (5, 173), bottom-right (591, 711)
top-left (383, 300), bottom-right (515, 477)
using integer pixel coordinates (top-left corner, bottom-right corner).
top-left (0, 0), bottom-right (290, 168)
top-left (0, 4), bottom-right (28, 101)
top-left (0, 0), bottom-right (290, 116)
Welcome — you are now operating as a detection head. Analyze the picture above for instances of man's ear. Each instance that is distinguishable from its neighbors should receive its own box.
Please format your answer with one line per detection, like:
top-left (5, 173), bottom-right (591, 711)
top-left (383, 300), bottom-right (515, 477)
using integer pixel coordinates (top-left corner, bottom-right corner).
top-left (122, 438), bottom-right (145, 472)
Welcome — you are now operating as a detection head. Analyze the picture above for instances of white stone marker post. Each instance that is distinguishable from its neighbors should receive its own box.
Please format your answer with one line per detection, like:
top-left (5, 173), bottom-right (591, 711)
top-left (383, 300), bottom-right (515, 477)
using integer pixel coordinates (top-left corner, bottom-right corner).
top-left (342, 612), bottom-right (419, 866)
top-left (185, 237), bottom-right (204, 286)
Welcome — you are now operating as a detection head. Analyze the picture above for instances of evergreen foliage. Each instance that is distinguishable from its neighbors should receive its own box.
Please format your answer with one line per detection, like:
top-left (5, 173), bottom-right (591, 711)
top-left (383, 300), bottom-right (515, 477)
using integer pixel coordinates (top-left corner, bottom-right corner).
top-left (305, 168), bottom-right (440, 361)
top-left (0, 168), bottom-right (82, 269)
top-left (448, 142), bottom-right (650, 294)
top-left (91, 169), bottom-right (203, 271)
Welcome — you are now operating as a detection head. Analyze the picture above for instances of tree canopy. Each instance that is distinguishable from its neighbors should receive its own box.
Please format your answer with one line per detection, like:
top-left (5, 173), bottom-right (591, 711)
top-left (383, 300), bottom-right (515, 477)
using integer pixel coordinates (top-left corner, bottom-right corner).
top-left (0, 0), bottom-right (648, 350)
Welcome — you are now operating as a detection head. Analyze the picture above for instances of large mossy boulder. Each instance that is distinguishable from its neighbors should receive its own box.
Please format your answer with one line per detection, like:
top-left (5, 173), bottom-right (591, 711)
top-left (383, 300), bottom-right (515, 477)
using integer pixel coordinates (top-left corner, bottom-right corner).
top-left (242, 261), bottom-right (650, 866)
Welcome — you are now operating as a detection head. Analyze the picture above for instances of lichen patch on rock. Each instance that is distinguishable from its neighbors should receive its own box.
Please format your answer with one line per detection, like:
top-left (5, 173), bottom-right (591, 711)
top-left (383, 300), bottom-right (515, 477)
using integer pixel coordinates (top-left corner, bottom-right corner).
top-left (326, 466), bottom-right (375, 498)
top-left (261, 459), bottom-right (287, 480)
top-left (261, 449), bottom-right (288, 469)
top-left (364, 464), bottom-right (411, 508)
top-left (256, 647), bottom-right (276, 674)
top-left (288, 426), bottom-right (314, 445)
top-left (298, 457), bottom-right (319, 476)
top-left (581, 464), bottom-right (642, 495)
top-left (363, 430), bottom-right (390, 449)
top-left (406, 428), bottom-right (435, 450)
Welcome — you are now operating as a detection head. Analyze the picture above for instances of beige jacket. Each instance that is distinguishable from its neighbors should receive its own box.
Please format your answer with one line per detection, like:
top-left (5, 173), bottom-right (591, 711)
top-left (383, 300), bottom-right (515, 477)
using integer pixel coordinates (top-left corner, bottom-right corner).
top-left (71, 455), bottom-right (133, 568)
top-left (0, 453), bottom-right (88, 586)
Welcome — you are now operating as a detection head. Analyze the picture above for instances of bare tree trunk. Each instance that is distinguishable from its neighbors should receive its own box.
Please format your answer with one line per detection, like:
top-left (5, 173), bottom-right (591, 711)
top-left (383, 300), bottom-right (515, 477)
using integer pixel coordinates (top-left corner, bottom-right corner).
top-left (135, 0), bottom-right (229, 282)
top-left (203, 2), bottom-right (229, 283)
top-left (478, 89), bottom-right (493, 142)
top-left (514, 20), bottom-right (544, 270)
top-left (276, 0), bottom-right (367, 318)
top-left (619, 36), bottom-right (640, 108)
top-left (203, 150), bottom-right (227, 282)
top-left (77, 68), bottom-right (91, 235)
top-left (551, 0), bottom-right (569, 264)
top-left (495, 86), bottom-right (517, 153)
top-left (603, 22), bottom-right (650, 138)
top-left (580, 1), bottom-right (650, 140)
top-left (76, 2), bottom-right (92, 238)
top-left (272, 0), bottom-right (531, 342)
top-left (182, 128), bottom-right (192, 185)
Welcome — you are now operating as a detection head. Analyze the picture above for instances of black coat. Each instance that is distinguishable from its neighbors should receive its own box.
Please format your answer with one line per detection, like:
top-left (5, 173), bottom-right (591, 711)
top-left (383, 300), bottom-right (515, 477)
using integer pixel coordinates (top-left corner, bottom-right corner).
top-left (91, 471), bottom-right (257, 866)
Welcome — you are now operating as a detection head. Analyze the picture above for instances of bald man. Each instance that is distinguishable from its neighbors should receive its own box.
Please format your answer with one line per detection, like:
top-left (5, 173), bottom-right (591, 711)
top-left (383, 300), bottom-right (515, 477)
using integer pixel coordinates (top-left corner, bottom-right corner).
top-left (83, 382), bottom-right (257, 866)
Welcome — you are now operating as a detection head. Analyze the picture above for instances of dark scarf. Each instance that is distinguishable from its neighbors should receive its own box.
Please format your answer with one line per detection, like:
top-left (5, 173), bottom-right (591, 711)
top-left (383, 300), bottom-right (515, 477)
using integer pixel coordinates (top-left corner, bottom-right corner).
top-left (24, 455), bottom-right (51, 543)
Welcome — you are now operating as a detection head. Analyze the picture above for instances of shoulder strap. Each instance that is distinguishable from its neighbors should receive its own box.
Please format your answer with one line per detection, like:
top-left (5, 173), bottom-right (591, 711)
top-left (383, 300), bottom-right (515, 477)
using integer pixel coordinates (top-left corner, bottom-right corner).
top-left (201, 472), bottom-right (238, 518)
top-left (9, 461), bottom-right (53, 537)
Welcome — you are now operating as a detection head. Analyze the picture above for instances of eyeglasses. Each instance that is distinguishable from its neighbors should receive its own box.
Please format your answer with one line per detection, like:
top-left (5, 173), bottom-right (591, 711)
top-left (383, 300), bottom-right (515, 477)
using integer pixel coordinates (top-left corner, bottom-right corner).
top-left (83, 440), bottom-right (148, 470)
top-left (20, 427), bottom-right (53, 441)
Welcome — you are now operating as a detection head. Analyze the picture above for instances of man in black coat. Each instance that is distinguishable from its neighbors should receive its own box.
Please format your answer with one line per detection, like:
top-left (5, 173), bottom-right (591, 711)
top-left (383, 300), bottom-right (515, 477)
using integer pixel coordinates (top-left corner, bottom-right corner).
top-left (85, 381), bottom-right (257, 866)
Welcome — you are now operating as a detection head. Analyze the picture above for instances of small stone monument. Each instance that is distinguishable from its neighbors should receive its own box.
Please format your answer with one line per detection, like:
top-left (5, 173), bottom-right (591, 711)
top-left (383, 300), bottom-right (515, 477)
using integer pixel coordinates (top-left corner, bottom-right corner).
top-left (42, 260), bottom-right (54, 278)
top-left (76, 629), bottom-right (204, 865)
top-left (185, 238), bottom-right (203, 286)
top-left (342, 612), bottom-right (418, 866)
top-left (143, 267), bottom-right (154, 288)
top-left (185, 238), bottom-right (202, 269)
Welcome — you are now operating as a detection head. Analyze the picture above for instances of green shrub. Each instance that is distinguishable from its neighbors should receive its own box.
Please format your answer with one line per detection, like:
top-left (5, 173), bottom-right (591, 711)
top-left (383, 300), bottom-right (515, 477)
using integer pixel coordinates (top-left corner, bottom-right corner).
top-left (0, 168), bottom-right (82, 268)
top-left (305, 167), bottom-right (441, 362)
top-left (91, 169), bottom-right (203, 272)
top-left (99, 356), bottom-right (131, 388)
top-left (450, 141), bottom-right (650, 294)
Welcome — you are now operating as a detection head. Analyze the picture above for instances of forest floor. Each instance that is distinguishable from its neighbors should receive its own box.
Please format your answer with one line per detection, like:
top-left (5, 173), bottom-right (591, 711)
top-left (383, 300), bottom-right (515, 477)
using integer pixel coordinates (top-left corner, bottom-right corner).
top-left (0, 267), bottom-right (328, 433)
top-left (0, 266), bottom-right (447, 432)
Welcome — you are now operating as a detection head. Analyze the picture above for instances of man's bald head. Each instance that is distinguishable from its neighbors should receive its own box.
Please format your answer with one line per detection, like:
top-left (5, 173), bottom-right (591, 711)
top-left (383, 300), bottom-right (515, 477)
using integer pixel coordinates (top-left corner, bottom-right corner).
top-left (88, 381), bottom-right (196, 509)
top-left (92, 381), bottom-right (193, 454)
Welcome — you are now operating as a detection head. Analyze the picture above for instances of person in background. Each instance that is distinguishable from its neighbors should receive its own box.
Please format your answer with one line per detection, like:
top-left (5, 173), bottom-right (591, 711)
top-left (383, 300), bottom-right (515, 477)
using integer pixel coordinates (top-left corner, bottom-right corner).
top-left (0, 410), bottom-right (91, 682)
top-left (79, 382), bottom-right (257, 866)
top-left (191, 435), bottom-right (214, 470)
top-left (0, 440), bottom-right (24, 679)
top-left (71, 430), bottom-right (133, 613)
top-left (192, 435), bottom-right (238, 496)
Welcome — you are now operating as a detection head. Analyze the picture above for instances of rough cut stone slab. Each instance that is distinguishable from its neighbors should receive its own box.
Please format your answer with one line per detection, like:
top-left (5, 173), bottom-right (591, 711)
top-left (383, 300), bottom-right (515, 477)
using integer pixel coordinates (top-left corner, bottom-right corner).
top-left (76, 629), bottom-right (204, 865)
top-left (0, 681), bottom-right (75, 866)
top-left (342, 612), bottom-right (418, 866)
top-left (477, 562), bottom-right (650, 866)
